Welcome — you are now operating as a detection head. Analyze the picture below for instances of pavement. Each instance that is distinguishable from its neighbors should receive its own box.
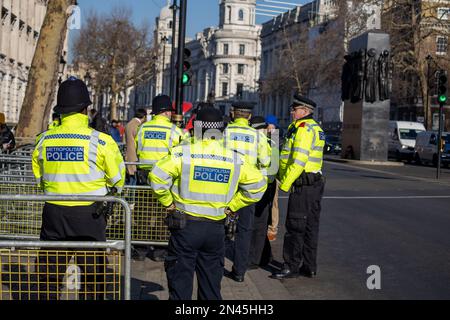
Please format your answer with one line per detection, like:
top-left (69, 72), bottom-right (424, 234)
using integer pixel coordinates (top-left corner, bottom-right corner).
top-left (129, 159), bottom-right (450, 300)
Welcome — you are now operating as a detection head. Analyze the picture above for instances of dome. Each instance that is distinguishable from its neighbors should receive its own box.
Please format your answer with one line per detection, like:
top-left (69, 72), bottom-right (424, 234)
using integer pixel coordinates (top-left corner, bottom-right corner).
top-left (160, 2), bottom-right (172, 20)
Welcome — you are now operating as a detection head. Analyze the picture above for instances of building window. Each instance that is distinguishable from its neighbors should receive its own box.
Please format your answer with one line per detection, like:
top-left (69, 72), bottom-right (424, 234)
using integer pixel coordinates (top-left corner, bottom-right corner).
top-left (224, 43), bottom-right (229, 55)
top-left (236, 83), bottom-right (244, 98)
top-left (237, 64), bottom-right (245, 74)
top-left (222, 63), bottom-right (229, 74)
top-left (169, 20), bottom-right (173, 29)
top-left (239, 44), bottom-right (245, 55)
top-left (222, 82), bottom-right (228, 97)
top-left (436, 36), bottom-right (448, 55)
top-left (238, 9), bottom-right (244, 21)
top-left (437, 7), bottom-right (449, 20)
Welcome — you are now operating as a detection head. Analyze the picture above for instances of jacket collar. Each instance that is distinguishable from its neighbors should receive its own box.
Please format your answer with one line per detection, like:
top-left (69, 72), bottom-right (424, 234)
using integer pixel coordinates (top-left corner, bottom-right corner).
top-left (153, 115), bottom-right (172, 123)
top-left (61, 113), bottom-right (89, 128)
top-left (232, 118), bottom-right (250, 127)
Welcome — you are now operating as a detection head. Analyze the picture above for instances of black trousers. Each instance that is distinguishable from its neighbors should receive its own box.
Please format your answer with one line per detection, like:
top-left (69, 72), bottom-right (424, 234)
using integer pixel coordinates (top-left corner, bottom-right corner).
top-left (38, 202), bottom-right (107, 300)
top-left (283, 179), bottom-right (325, 273)
top-left (250, 181), bottom-right (276, 266)
top-left (226, 204), bottom-right (255, 276)
top-left (165, 220), bottom-right (225, 300)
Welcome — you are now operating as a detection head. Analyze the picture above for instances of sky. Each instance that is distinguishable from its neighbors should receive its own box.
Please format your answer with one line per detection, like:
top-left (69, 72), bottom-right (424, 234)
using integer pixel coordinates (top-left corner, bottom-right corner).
top-left (68, 0), bottom-right (305, 61)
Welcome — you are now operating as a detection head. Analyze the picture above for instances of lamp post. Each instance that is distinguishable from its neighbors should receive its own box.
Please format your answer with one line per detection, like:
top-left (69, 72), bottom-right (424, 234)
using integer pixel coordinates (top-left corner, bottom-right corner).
top-left (425, 54), bottom-right (433, 130)
top-left (161, 35), bottom-right (169, 94)
top-left (170, 0), bottom-right (178, 99)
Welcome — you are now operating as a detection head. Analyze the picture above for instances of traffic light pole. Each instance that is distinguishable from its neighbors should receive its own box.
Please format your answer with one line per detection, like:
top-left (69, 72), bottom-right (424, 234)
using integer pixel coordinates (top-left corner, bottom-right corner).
top-left (169, 0), bottom-right (177, 100)
top-left (173, 0), bottom-right (187, 127)
top-left (437, 102), bottom-right (443, 179)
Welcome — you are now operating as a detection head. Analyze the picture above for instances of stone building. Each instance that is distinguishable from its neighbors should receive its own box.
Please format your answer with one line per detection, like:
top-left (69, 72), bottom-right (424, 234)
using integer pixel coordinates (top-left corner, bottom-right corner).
top-left (258, 0), bottom-right (381, 131)
top-left (183, 0), bottom-right (261, 115)
top-left (0, 0), bottom-right (47, 125)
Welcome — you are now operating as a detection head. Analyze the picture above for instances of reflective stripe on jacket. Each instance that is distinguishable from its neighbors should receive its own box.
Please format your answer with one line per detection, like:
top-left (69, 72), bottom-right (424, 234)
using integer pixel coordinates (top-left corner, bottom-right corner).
top-left (279, 118), bottom-right (325, 192)
top-left (32, 113), bottom-right (125, 206)
top-left (149, 139), bottom-right (267, 221)
top-left (135, 115), bottom-right (184, 170)
top-left (223, 118), bottom-right (271, 169)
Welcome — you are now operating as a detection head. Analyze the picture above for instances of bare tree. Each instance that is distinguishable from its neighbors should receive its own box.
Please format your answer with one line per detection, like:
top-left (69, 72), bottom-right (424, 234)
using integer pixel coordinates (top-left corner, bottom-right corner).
top-left (382, 0), bottom-right (450, 128)
top-left (73, 7), bottom-right (156, 120)
top-left (15, 0), bottom-right (76, 138)
top-left (260, 0), bottom-right (376, 103)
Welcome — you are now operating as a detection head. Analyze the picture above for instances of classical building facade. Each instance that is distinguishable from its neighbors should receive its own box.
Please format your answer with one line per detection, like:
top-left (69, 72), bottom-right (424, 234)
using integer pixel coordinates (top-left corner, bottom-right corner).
top-left (258, 0), bottom-right (381, 131)
top-left (0, 0), bottom-right (47, 125)
top-left (183, 0), bottom-right (261, 115)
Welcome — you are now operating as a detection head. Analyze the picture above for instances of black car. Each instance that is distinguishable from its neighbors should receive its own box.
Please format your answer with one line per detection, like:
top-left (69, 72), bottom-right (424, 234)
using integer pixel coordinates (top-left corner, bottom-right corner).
top-left (324, 135), bottom-right (342, 155)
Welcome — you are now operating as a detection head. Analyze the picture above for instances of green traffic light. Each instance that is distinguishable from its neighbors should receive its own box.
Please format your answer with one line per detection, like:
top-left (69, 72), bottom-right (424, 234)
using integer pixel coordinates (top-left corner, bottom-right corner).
top-left (182, 73), bottom-right (190, 85)
top-left (439, 95), bottom-right (447, 103)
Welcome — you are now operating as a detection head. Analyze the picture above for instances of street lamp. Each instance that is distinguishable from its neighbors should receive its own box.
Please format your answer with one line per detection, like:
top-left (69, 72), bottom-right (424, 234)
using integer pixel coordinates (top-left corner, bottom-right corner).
top-left (161, 35), bottom-right (169, 93)
top-left (58, 55), bottom-right (66, 85)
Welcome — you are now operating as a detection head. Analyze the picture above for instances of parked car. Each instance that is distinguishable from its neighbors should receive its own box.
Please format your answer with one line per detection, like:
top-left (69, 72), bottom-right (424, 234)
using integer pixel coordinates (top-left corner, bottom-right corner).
top-left (414, 131), bottom-right (450, 167)
top-left (388, 121), bottom-right (426, 162)
top-left (324, 135), bottom-right (342, 155)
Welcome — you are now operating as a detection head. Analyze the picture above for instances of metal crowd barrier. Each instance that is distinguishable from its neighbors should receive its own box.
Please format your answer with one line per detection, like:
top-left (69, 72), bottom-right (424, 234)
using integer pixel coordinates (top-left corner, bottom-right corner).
top-left (0, 161), bottom-right (170, 245)
top-left (0, 156), bottom-right (34, 183)
top-left (0, 195), bottom-right (131, 300)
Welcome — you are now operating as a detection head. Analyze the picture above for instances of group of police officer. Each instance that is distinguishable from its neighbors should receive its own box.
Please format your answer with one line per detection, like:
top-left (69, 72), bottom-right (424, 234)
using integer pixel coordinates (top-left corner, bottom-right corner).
top-left (32, 76), bottom-right (325, 300)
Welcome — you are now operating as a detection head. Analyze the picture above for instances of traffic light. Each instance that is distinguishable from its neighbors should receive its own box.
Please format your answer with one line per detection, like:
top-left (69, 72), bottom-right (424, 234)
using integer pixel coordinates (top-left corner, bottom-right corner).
top-left (182, 48), bottom-right (192, 86)
top-left (438, 70), bottom-right (447, 104)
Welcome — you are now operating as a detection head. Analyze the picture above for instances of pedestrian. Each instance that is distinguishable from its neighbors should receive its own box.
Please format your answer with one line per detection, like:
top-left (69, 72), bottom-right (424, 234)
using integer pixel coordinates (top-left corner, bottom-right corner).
top-left (134, 94), bottom-right (185, 261)
top-left (149, 106), bottom-right (267, 300)
top-left (223, 102), bottom-right (271, 282)
top-left (118, 121), bottom-right (126, 141)
top-left (265, 114), bottom-right (281, 242)
top-left (0, 112), bottom-right (15, 154)
top-left (49, 113), bottom-right (61, 130)
top-left (271, 94), bottom-right (325, 280)
top-left (248, 116), bottom-right (277, 269)
top-left (125, 108), bottom-right (147, 186)
top-left (89, 108), bottom-right (108, 134)
top-left (109, 120), bottom-right (122, 144)
top-left (31, 77), bottom-right (126, 299)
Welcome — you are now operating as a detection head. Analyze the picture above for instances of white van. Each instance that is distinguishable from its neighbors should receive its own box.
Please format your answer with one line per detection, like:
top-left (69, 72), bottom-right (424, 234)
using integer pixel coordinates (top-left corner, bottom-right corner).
top-left (414, 131), bottom-right (450, 167)
top-left (388, 121), bottom-right (426, 161)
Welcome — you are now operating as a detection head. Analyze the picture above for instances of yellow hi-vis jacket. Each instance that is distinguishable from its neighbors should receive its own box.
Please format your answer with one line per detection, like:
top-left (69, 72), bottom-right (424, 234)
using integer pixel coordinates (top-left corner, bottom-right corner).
top-left (149, 139), bottom-right (268, 221)
top-left (279, 117), bottom-right (325, 192)
top-left (223, 118), bottom-right (271, 169)
top-left (32, 113), bottom-right (126, 206)
top-left (135, 115), bottom-right (185, 170)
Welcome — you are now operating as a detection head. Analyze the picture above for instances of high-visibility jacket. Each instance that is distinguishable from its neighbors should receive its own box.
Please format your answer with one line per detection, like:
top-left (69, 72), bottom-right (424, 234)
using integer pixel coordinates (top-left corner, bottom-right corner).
top-left (223, 118), bottom-right (271, 169)
top-left (135, 115), bottom-right (184, 170)
top-left (149, 139), bottom-right (267, 221)
top-left (32, 113), bottom-right (126, 206)
top-left (279, 116), bottom-right (325, 192)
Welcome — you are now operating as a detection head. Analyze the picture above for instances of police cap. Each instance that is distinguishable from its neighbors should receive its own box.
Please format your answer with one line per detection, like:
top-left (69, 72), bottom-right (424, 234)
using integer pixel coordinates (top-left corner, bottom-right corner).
top-left (151, 95), bottom-right (173, 114)
top-left (54, 77), bottom-right (92, 114)
top-left (291, 94), bottom-right (317, 110)
top-left (231, 101), bottom-right (255, 113)
top-left (250, 116), bottom-right (267, 130)
top-left (195, 106), bottom-right (224, 130)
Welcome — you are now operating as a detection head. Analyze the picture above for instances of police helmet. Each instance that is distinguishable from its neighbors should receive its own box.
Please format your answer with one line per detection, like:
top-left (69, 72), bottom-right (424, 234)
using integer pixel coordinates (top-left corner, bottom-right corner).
top-left (151, 95), bottom-right (173, 115)
top-left (54, 76), bottom-right (92, 114)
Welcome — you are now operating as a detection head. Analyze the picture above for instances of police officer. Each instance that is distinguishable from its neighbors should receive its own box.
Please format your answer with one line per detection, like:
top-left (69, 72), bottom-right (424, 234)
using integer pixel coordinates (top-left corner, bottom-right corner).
top-left (135, 94), bottom-right (185, 179)
top-left (135, 94), bottom-right (185, 261)
top-left (271, 94), bottom-right (325, 280)
top-left (223, 102), bottom-right (271, 282)
top-left (32, 77), bottom-right (126, 299)
top-left (149, 106), bottom-right (267, 300)
top-left (248, 116), bottom-right (277, 269)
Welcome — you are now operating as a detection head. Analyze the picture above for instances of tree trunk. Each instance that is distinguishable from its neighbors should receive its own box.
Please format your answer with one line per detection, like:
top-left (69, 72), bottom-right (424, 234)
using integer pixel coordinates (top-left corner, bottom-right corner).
top-left (15, 0), bottom-right (75, 138)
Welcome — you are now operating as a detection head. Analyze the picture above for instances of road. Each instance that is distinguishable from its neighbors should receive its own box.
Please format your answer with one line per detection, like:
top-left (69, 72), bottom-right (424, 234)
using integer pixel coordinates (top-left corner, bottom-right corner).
top-left (273, 160), bottom-right (450, 299)
top-left (128, 159), bottom-right (450, 300)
